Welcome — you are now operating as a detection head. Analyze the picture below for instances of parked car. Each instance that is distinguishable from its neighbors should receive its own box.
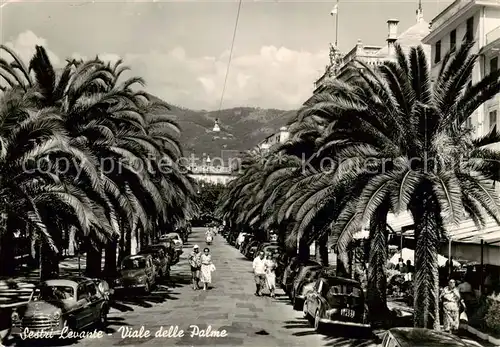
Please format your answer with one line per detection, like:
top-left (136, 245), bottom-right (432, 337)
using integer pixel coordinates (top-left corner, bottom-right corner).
top-left (10, 277), bottom-right (110, 336)
top-left (114, 254), bottom-right (156, 294)
top-left (159, 233), bottom-right (183, 259)
top-left (379, 327), bottom-right (476, 347)
top-left (292, 266), bottom-right (336, 310)
top-left (261, 245), bottom-right (282, 258)
top-left (255, 242), bottom-right (275, 256)
top-left (282, 258), bottom-right (321, 294)
top-left (155, 238), bottom-right (179, 264)
top-left (290, 264), bottom-right (322, 301)
top-left (303, 276), bottom-right (369, 332)
top-left (240, 237), bottom-right (255, 255)
top-left (139, 244), bottom-right (170, 279)
top-left (242, 240), bottom-right (259, 258)
top-left (245, 241), bottom-right (260, 259)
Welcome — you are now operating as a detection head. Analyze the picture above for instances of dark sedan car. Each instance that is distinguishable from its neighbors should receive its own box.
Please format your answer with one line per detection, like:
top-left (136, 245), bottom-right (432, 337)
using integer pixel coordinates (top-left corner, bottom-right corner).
top-left (380, 328), bottom-right (477, 347)
top-left (282, 258), bottom-right (321, 295)
top-left (114, 254), bottom-right (156, 294)
top-left (138, 244), bottom-right (171, 279)
top-left (292, 266), bottom-right (336, 310)
top-left (11, 277), bottom-right (110, 336)
top-left (303, 276), bottom-right (369, 332)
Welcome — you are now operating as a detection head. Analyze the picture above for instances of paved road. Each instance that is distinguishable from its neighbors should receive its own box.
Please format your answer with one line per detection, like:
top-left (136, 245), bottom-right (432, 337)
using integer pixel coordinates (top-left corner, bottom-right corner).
top-left (10, 227), bottom-right (375, 347)
top-left (7, 227), bottom-right (489, 347)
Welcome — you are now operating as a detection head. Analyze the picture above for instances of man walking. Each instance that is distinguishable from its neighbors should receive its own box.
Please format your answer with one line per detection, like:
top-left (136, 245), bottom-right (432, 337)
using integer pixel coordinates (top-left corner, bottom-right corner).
top-left (189, 245), bottom-right (202, 290)
top-left (253, 251), bottom-right (266, 296)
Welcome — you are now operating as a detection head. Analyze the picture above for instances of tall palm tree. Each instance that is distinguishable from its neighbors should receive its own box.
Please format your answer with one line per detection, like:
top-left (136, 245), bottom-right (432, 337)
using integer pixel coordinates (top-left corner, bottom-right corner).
top-left (300, 42), bottom-right (500, 329)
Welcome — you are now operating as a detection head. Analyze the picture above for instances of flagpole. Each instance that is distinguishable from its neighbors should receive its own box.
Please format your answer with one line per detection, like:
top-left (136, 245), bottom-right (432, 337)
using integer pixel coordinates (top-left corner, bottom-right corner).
top-left (335, 0), bottom-right (339, 47)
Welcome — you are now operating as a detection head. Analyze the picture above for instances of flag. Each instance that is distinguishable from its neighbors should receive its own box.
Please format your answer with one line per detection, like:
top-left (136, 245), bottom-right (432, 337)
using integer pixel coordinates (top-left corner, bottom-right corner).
top-left (330, 4), bottom-right (338, 15)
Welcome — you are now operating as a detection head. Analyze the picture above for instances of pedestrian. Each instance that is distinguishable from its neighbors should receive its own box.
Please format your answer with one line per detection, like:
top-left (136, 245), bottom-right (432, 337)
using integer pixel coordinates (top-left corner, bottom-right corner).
top-left (405, 260), bottom-right (414, 281)
top-left (253, 251), bottom-right (266, 296)
top-left (396, 258), bottom-right (407, 273)
top-left (200, 248), bottom-right (214, 290)
top-left (189, 245), bottom-right (202, 290)
top-left (264, 253), bottom-right (276, 298)
top-left (440, 279), bottom-right (465, 333)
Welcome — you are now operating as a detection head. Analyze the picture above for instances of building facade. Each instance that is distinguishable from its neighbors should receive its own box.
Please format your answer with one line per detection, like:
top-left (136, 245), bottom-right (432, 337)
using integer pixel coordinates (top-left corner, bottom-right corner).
top-left (189, 164), bottom-right (235, 185)
top-left (386, 0), bottom-right (500, 265)
top-left (256, 126), bottom-right (290, 152)
top-left (422, 0), bottom-right (500, 142)
top-left (310, 5), bottom-right (430, 99)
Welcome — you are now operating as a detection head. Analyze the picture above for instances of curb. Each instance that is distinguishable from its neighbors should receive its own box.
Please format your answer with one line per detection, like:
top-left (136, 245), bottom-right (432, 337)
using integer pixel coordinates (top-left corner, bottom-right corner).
top-left (463, 323), bottom-right (500, 346)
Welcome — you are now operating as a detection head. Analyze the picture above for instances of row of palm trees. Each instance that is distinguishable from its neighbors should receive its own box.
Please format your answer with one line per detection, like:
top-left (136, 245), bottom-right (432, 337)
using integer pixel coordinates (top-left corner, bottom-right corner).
top-left (217, 42), bottom-right (500, 329)
top-left (0, 45), bottom-right (197, 280)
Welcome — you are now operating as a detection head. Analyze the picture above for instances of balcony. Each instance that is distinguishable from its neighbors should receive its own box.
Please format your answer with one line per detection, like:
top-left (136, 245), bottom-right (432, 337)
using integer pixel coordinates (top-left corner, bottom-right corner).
top-left (486, 25), bottom-right (500, 45)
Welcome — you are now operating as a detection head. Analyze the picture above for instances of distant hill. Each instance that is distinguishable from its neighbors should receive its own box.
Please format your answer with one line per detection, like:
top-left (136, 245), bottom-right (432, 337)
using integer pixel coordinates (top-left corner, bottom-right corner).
top-left (147, 94), bottom-right (296, 161)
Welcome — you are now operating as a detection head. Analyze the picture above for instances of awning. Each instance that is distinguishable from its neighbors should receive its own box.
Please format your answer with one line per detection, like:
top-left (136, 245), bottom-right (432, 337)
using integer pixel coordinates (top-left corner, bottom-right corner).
top-left (387, 212), bottom-right (500, 246)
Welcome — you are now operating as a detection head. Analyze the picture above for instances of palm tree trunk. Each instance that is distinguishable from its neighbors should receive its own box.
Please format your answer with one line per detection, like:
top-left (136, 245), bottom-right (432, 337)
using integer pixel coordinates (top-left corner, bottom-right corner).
top-left (367, 202), bottom-right (390, 327)
top-left (104, 239), bottom-right (118, 279)
top-left (40, 242), bottom-right (59, 280)
top-left (411, 190), bottom-right (442, 330)
top-left (85, 243), bottom-right (102, 278)
top-left (315, 233), bottom-right (329, 266)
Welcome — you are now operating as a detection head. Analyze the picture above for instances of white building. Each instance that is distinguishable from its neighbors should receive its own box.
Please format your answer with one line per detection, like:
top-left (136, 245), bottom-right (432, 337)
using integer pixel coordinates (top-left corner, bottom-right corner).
top-left (422, 0), bottom-right (500, 140)
top-left (257, 126), bottom-right (290, 152)
top-left (189, 164), bottom-right (235, 185)
top-left (310, 5), bottom-right (430, 99)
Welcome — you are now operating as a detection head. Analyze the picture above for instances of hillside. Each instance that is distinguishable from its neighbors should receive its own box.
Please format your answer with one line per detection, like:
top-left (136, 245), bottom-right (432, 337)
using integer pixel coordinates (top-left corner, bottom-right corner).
top-left (148, 95), bottom-right (296, 161)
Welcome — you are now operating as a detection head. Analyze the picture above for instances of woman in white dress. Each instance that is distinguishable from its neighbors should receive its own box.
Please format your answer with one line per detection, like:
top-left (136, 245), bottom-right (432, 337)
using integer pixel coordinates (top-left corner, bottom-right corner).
top-left (200, 248), bottom-right (214, 290)
top-left (264, 253), bottom-right (276, 298)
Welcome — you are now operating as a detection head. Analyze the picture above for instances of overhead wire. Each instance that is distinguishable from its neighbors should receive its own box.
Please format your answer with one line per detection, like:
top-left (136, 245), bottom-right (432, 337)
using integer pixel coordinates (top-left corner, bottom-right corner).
top-left (217, 0), bottom-right (243, 113)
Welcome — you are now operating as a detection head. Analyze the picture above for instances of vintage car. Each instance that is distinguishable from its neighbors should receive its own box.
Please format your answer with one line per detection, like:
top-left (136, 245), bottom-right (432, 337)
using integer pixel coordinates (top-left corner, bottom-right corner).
top-left (10, 277), bottom-right (110, 336)
top-left (292, 266), bottom-right (336, 310)
top-left (155, 238), bottom-right (179, 264)
top-left (379, 328), bottom-right (477, 347)
top-left (159, 233), bottom-right (183, 257)
top-left (138, 244), bottom-right (170, 279)
top-left (282, 259), bottom-right (321, 295)
top-left (114, 254), bottom-right (156, 294)
top-left (261, 245), bottom-right (282, 257)
top-left (303, 276), bottom-right (370, 332)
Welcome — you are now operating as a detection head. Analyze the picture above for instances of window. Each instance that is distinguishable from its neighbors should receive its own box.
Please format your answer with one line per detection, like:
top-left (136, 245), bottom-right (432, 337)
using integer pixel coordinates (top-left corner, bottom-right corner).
top-left (466, 17), bottom-right (474, 42)
top-left (491, 57), bottom-right (498, 73)
top-left (450, 29), bottom-right (456, 52)
top-left (490, 110), bottom-right (497, 130)
top-left (435, 41), bottom-right (441, 63)
top-left (77, 285), bottom-right (88, 301)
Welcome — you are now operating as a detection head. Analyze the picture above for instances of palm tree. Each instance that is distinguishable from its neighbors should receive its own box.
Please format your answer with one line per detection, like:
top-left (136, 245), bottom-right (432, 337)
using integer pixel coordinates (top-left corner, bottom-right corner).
top-left (299, 42), bottom-right (500, 329)
top-left (1, 45), bottom-right (196, 280)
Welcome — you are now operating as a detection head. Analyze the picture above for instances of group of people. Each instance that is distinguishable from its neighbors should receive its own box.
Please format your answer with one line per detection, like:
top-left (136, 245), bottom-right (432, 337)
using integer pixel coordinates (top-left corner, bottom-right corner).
top-left (252, 251), bottom-right (277, 297)
top-left (188, 245), bottom-right (215, 290)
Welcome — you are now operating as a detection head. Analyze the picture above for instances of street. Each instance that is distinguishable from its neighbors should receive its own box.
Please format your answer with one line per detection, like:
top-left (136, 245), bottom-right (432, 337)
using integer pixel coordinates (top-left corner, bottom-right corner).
top-left (20, 227), bottom-right (375, 347)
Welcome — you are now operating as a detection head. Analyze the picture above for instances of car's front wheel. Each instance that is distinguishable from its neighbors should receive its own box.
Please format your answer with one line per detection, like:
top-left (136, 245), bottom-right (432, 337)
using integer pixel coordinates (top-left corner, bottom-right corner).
top-left (98, 308), bottom-right (107, 330)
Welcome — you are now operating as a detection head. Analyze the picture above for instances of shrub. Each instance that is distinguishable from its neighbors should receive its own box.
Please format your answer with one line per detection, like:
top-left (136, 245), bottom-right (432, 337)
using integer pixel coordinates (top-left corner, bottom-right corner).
top-left (485, 298), bottom-right (500, 337)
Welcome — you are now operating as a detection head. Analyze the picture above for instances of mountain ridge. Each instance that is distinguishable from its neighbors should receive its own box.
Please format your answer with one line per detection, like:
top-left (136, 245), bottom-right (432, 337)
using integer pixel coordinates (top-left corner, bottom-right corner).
top-left (148, 94), bottom-right (296, 161)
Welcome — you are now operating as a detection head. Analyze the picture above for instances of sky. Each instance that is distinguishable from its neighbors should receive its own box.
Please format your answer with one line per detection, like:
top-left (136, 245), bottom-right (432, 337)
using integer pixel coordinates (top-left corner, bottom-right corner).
top-left (0, 0), bottom-right (452, 111)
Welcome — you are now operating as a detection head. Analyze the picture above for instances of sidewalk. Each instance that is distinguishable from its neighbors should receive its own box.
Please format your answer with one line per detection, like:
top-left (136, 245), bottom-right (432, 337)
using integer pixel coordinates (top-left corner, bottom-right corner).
top-left (0, 256), bottom-right (86, 308)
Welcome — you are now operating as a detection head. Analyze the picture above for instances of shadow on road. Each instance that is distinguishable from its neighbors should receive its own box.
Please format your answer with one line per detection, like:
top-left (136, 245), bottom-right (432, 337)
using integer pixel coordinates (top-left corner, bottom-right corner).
top-left (283, 318), bottom-right (377, 347)
top-left (111, 285), bottom-right (181, 311)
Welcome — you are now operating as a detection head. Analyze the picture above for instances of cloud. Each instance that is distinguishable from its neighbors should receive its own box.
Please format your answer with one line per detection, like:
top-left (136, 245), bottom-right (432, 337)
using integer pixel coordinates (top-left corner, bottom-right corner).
top-left (123, 46), bottom-right (329, 110)
top-left (2, 30), bottom-right (60, 66)
top-left (4, 31), bottom-right (329, 110)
